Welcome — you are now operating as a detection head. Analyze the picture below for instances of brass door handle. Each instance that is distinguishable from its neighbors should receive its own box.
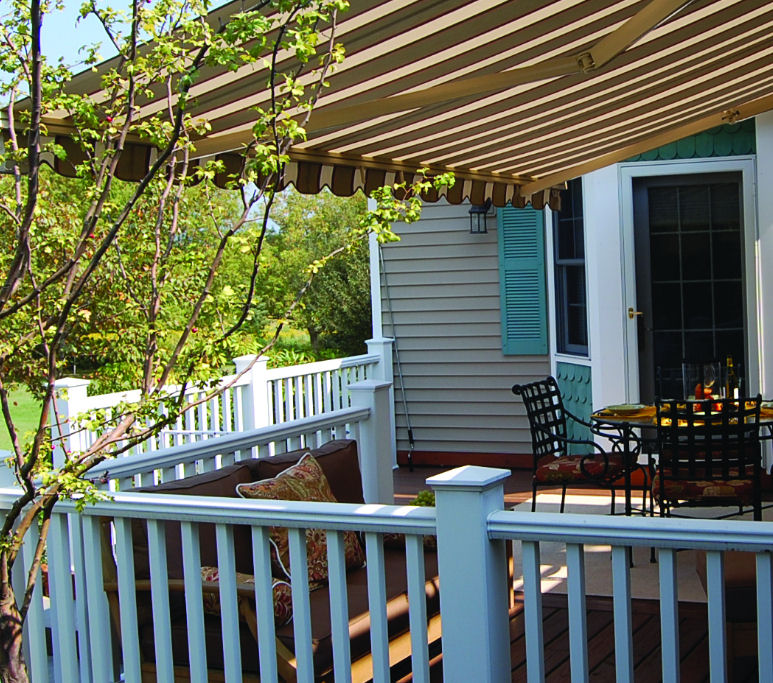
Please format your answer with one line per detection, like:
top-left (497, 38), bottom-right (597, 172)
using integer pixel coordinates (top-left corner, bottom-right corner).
top-left (627, 307), bottom-right (643, 319)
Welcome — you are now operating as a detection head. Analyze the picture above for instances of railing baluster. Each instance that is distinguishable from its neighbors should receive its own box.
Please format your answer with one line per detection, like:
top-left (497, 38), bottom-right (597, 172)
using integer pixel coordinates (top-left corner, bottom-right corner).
top-left (333, 369), bottom-right (342, 410)
top-left (706, 550), bottom-right (727, 682)
top-left (365, 532), bottom-right (390, 683)
top-left (69, 512), bottom-right (95, 682)
top-left (16, 518), bottom-right (49, 683)
top-left (757, 551), bottom-right (773, 681)
top-left (566, 543), bottom-right (589, 683)
top-left (288, 527), bottom-right (314, 683)
top-left (251, 526), bottom-right (280, 683)
top-left (212, 394), bottom-right (221, 434)
top-left (284, 378), bottom-right (293, 424)
top-left (659, 548), bottom-right (680, 683)
top-left (327, 531), bottom-right (353, 683)
top-left (223, 388), bottom-right (233, 433)
top-left (180, 521), bottom-right (208, 683)
top-left (215, 524), bottom-right (243, 683)
top-left (294, 376), bottom-right (303, 420)
top-left (81, 516), bottom-right (113, 683)
top-left (522, 540), bottom-right (545, 683)
top-left (197, 394), bottom-right (207, 440)
top-left (114, 517), bottom-right (142, 683)
top-left (175, 410), bottom-right (185, 446)
top-left (405, 533), bottom-right (430, 683)
top-left (47, 512), bottom-right (80, 683)
top-left (611, 545), bottom-right (634, 682)
top-left (314, 371), bottom-right (323, 417)
top-left (234, 382), bottom-right (245, 431)
top-left (147, 519), bottom-right (175, 681)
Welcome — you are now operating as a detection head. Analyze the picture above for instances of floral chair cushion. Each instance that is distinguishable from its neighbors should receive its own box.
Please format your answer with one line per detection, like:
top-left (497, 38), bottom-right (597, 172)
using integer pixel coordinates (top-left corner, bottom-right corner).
top-left (200, 565), bottom-right (293, 626)
top-left (652, 474), bottom-right (755, 505)
top-left (236, 453), bottom-right (366, 583)
top-left (534, 454), bottom-right (625, 483)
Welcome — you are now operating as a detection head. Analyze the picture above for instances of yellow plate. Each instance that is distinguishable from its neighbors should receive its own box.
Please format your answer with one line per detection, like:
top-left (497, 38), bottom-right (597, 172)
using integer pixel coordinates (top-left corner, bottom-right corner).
top-left (606, 403), bottom-right (647, 416)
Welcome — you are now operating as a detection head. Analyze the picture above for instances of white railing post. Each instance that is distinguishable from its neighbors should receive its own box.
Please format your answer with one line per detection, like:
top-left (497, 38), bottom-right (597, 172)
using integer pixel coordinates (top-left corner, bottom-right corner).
top-left (366, 337), bottom-right (396, 466)
top-left (51, 377), bottom-right (91, 469)
top-left (349, 379), bottom-right (395, 503)
top-left (428, 466), bottom-right (512, 683)
top-left (233, 355), bottom-right (270, 430)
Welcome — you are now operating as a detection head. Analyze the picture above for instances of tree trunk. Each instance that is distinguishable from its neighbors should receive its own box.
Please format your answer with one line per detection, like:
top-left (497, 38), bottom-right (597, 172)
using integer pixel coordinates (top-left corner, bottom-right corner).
top-left (0, 584), bottom-right (29, 683)
top-left (308, 327), bottom-right (321, 351)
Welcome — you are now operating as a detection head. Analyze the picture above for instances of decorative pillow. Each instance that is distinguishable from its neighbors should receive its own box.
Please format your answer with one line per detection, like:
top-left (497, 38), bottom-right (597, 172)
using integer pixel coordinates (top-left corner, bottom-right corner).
top-left (236, 453), bottom-right (366, 583)
top-left (199, 565), bottom-right (293, 626)
top-left (382, 532), bottom-right (437, 550)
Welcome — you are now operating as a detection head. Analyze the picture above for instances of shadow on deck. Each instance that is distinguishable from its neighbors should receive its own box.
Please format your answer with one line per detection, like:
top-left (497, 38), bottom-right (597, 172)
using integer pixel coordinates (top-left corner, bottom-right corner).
top-left (396, 593), bottom-right (755, 682)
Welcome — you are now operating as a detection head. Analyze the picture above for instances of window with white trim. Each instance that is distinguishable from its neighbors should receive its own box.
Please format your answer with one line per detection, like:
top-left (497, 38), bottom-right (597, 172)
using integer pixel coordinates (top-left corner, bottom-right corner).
top-left (553, 178), bottom-right (588, 356)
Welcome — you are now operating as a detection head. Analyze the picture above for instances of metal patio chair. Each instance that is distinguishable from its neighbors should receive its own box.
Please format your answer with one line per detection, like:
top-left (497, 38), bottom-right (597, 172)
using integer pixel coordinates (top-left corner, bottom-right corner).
top-left (512, 376), bottom-right (639, 513)
top-left (653, 395), bottom-right (763, 520)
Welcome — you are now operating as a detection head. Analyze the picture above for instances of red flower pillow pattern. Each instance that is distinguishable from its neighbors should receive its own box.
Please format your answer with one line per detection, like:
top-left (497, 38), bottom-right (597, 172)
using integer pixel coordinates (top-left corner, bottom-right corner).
top-left (200, 565), bottom-right (293, 626)
top-left (236, 453), bottom-right (366, 583)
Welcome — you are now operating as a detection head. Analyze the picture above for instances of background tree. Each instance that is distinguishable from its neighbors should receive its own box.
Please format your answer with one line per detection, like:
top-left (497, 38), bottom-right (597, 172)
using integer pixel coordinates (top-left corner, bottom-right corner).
top-left (261, 188), bottom-right (371, 355)
top-left (0, 1), bottom-right (452, 680)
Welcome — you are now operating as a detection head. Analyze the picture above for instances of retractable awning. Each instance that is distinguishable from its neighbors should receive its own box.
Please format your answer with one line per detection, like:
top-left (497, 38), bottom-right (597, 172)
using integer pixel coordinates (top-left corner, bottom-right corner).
top-left (28, 0), bottom-right (773, 208)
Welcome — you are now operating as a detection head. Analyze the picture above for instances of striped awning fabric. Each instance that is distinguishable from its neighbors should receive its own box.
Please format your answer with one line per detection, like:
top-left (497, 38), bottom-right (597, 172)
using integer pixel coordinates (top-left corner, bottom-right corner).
top-left (30, 0), bottom-right (773, 207)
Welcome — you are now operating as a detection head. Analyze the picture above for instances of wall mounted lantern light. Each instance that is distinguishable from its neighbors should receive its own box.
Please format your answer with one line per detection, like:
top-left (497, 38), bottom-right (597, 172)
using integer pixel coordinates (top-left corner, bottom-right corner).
top-left (469, 198), bottom-right (492, 234)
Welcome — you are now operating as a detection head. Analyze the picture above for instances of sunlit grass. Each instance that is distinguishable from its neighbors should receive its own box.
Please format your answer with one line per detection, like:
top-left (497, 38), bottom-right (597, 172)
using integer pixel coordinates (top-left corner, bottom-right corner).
top-left (0, 388), bottom-right (40, 453)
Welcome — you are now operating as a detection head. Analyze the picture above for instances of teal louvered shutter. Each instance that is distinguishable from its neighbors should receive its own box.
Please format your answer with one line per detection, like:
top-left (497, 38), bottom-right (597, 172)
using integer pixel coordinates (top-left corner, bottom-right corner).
top-left (497, 205), bottom-right (547, 355)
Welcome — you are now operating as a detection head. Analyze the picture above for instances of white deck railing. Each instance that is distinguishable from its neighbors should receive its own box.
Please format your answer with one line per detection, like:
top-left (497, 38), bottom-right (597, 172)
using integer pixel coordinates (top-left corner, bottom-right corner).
top-left (50, 338), bottom-right (393, 467)
top-left (7, 441), bottom-right (773, 681)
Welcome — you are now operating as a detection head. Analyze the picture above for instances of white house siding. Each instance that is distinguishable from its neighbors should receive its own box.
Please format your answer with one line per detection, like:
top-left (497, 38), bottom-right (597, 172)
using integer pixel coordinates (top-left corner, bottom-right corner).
top-left (378, 199), bottom-right (549, 462)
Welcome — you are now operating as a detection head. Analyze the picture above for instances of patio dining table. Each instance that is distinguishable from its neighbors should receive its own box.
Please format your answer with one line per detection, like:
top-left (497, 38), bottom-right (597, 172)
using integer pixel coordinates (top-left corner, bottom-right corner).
top-left (590, 402), bottom-right (773, 516)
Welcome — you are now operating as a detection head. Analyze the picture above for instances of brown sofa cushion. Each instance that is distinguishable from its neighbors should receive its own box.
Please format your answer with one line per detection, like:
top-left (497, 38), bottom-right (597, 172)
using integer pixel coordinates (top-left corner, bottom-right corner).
top-left (255, 440), bottom-right (364, 504)
top-left (276, 546), bottom-right (440, 678)
top-left (132, 462), bottom-right (258, 579)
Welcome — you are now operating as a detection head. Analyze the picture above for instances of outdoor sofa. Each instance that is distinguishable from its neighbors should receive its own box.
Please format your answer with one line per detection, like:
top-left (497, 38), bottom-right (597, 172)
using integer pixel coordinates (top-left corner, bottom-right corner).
top-left (101, 439), bottom-right (441, 682)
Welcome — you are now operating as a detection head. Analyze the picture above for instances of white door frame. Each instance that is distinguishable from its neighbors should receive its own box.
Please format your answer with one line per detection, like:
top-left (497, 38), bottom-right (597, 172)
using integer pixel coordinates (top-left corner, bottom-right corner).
top-left (618, 156), bottom-right (759, 400)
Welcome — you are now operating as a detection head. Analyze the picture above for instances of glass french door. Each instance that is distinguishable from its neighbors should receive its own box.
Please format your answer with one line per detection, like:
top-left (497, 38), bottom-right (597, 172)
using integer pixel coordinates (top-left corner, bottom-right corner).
top-left (633, 173), bottom-right (746, 401)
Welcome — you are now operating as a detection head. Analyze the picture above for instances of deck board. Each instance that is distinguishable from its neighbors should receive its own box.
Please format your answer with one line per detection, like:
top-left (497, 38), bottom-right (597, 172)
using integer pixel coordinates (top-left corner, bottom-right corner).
top-left (405, 594), bottom-right (722, 683)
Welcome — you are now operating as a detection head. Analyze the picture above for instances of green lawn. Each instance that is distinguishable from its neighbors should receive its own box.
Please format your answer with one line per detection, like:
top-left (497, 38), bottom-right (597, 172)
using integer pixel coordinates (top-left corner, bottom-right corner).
top-left (0, 388), bottom-right (41, 452)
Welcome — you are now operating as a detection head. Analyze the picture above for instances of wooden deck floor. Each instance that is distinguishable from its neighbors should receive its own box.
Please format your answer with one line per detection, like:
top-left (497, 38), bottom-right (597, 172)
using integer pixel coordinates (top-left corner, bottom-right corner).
top-left (393, 463), bottom-right (620, 507)
top-left (395, 593), bottom-right (756, 683)
top-left (391, 465), bottom-right (758, 682)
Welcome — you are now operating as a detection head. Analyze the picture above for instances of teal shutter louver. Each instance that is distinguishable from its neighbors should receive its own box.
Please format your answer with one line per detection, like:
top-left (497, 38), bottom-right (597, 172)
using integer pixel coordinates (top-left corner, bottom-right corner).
top-left (498, 204), bottom-right (547, 355)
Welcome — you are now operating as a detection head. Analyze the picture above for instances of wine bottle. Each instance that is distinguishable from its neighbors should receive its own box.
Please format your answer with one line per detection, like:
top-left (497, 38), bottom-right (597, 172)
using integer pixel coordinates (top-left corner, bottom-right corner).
top-left (726, 355), bottom-right (739, 399)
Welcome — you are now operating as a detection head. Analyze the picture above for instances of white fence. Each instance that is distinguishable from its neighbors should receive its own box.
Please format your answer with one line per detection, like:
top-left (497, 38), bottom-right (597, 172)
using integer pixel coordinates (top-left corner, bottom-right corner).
top-left (50, 338), bottom-right (393, 467)
top-left (7, 461), bottom-right (773, 682)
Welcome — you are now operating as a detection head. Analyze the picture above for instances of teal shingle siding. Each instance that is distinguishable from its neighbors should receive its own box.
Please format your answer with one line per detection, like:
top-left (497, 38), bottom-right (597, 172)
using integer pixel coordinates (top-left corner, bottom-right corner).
top-left (626, 120), bottom-right (755, 162)
top-left (555, 362), bottom-right (592, 452)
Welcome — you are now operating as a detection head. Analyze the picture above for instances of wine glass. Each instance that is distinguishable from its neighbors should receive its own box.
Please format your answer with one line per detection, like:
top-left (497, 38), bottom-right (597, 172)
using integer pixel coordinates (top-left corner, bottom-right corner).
top-left (702, 363), bottom-right (718, 399)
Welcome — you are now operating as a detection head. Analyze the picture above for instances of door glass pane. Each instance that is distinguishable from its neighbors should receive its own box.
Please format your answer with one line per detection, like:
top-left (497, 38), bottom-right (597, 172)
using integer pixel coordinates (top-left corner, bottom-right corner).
top-left (681, 233), bottom-right (710, 280)
top-left (679, 186), bottom-right (710, 231)
top-left (650, 234), bottom-right (679, 281)
top-left (714, 282), bottom-right (743, 328)
top-left (648, 187), bottom-right (678, 232)
top-left (646, 178), bottom-right (744, 369)
top-left (711, 183), bottom-right (741, 230)
top-left (713, 231), bottom-right (742, 279)
top-left (683, 282), bottom-right (712, 329)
